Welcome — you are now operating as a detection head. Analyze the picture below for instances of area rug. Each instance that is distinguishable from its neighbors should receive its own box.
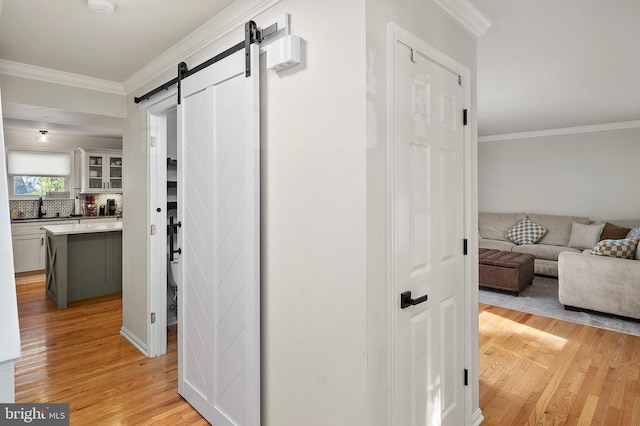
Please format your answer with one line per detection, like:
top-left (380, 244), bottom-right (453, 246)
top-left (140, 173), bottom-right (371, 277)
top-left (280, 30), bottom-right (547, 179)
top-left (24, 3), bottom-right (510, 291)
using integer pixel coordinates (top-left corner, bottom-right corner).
top-left (479, 276), bottom-right (640, 337)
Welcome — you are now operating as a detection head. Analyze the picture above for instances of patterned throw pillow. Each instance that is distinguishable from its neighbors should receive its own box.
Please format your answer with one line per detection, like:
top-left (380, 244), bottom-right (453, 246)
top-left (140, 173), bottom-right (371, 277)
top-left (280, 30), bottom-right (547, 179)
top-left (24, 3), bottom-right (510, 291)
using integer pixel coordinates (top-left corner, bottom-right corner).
top-left (627, 227), bottom-right (640, 240)
top-left (506, 217), bottom-right (547, 245)
top-left (591, 238), bottom-right (640, 259)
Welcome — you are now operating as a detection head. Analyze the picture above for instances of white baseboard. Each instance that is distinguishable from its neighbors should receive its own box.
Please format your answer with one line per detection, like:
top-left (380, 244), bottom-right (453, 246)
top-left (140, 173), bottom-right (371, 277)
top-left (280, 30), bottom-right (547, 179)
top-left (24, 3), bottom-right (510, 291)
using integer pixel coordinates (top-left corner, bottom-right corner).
top-left (472, 408), bottom-right (485, 426)
top-left (0, 361), bottom-right (15, 403)
top-left (120, 326), bottom-right (149, 357)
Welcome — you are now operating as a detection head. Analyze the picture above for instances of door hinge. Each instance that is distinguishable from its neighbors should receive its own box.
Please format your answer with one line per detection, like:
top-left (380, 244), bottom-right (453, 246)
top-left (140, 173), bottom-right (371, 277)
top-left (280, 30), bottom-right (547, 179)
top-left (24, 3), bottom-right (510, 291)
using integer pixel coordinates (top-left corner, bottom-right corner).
top-left (464, 368), bottom-right (469, 386)
top-left (151, 313), bottom-right (156, 324)
top-left (463, 109), bottom-right (468, 126)
top-left (150, 136), bottom-right (156, 148)
top-left (463, 239), bottom-right (468, 255)
top-left (151, 224), bottom-right (156, 235)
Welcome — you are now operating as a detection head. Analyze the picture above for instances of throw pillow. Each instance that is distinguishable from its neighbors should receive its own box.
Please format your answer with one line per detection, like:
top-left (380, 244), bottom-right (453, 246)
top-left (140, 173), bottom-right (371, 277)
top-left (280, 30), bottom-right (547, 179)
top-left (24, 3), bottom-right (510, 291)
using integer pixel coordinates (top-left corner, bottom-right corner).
top-left (591, 238), bottom-right (640, 259)
top-left (627, 227), bottom-right (640, 240)
top-left (506, 217), bottom-right (547, 245)
top-left (600, 223), bottom-right (632, 241)
top-left (568, 222), bottom-right (605, 250)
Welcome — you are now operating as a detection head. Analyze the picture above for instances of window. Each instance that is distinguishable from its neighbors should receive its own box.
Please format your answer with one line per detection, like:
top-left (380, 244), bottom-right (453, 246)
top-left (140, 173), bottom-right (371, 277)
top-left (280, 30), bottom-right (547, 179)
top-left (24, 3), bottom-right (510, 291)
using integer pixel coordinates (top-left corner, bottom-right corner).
top-left (12, 176), bottom-right (67, 195)
top-left (7, 150), bottom-right (71, 197)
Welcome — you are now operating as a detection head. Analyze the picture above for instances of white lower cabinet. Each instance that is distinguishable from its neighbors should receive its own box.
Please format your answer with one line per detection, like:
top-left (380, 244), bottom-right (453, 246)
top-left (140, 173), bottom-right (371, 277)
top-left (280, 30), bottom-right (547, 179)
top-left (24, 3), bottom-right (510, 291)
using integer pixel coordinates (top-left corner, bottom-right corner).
top-left (12, 234), bottom-right (45, 273)
top-left (11, 221), bottom-right (77, 273)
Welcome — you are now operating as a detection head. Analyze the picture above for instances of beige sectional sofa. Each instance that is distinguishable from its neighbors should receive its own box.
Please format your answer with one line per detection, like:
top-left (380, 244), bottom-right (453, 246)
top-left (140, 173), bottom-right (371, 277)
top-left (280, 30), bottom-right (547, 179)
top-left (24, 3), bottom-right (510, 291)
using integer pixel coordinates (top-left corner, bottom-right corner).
top-left (479, 211), bottom-right (640, 320)
top-left (558, 248), bottom-right (640, 320)
top-left (478, 212), bottom-right (590, 277)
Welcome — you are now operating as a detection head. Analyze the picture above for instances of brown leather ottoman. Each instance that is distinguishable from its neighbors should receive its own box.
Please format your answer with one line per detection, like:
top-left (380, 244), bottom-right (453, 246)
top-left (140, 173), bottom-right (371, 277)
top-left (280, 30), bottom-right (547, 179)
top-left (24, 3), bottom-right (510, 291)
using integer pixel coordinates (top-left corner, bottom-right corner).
top-left (479, 249), bottom-right (535, 296)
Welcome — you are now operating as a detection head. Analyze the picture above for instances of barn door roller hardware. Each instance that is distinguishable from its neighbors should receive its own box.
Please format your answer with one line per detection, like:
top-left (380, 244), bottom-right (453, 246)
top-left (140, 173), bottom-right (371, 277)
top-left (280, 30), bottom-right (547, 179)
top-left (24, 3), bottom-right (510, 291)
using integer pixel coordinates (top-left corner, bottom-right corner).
top-left (134, 20), bottom-right (279, 104)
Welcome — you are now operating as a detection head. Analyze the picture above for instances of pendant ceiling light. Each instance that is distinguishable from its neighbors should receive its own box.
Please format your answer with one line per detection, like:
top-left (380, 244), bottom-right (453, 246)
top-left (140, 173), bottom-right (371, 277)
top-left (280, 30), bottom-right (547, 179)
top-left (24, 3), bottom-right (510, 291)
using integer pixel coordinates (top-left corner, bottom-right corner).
top-left (37, 130), bottom-right (50, 143)
top-left (88, 0), bottom-right (115, 13)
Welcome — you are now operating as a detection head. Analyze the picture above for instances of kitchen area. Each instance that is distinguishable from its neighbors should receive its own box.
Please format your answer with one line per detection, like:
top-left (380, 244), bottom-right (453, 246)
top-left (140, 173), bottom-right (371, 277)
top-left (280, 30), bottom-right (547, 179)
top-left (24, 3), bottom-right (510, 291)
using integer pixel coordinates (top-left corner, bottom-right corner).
top-left (9, 146), bottom-right (124, 307)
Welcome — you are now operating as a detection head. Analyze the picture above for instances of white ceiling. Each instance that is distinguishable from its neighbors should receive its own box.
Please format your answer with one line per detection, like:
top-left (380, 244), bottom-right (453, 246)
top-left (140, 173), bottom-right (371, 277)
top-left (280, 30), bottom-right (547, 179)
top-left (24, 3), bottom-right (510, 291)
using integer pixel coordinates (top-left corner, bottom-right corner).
top-left (1, 0), bottom-right (639, 139)
top-left (0, 0), bottom-right (233, 139)
top-left (0, 0), bottom-right (234, 82)
top-left (473, 0), bottom-right (640, 136)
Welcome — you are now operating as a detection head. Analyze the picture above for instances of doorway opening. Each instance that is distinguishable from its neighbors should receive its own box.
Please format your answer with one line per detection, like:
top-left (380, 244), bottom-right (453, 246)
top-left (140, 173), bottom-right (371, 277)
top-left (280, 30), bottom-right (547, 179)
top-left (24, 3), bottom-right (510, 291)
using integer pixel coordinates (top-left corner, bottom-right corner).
top-left (165, 109), bottom-right (179, 327)
top-left (147, 96), bottom-right (179, 358)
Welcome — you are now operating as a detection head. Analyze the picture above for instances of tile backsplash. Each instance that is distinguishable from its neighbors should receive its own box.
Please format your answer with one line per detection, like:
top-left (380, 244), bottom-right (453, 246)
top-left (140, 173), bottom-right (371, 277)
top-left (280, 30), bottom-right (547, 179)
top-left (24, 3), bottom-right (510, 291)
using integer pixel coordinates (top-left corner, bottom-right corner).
top-left (10, 193), bottom-right (123, 219)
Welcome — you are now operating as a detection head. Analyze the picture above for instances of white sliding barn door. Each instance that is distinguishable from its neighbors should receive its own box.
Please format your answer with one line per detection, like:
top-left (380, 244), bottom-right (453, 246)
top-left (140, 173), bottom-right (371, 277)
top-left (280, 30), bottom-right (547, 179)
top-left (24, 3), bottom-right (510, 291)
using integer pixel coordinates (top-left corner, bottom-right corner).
top-left (178, 45), bottom-right (260, 426)
top-left (390, 26), bottom-right (466, 426)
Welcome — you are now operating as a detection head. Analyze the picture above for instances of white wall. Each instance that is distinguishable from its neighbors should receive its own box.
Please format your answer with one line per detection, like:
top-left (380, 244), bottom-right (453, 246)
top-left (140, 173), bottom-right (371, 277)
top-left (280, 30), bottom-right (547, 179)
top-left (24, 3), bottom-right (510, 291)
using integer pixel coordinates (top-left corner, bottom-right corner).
top-left (259, 2), bottom-right (368, 425)
top-left (0, 74), bottom-right (125, 119)
top-left (365, 0), bottom-right (480, 423)
top-left (121, 102), bottom-right (149, 351)
top-left (124, 0), bottom-right (481, 424)
top-left (0, 89), bottom-right (20, 402)
top-left (478, 127), bottom-right (640, 220)
top-left (123, 1), bottom-right (368, 424)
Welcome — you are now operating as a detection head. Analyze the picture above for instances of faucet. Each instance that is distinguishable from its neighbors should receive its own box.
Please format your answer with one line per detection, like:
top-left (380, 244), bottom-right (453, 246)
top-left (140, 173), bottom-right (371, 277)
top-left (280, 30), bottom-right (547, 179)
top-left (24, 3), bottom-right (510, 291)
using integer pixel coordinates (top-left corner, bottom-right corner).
top-left (38, 196), bottom-right (46, 219)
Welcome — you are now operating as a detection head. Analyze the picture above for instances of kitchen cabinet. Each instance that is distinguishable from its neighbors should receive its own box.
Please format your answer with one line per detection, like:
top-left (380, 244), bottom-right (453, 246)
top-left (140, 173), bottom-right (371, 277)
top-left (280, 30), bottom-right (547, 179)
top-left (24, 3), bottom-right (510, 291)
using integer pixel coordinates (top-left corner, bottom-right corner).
top-left (11, 221), bottom-right (77, 273)
top-left (12, 234), bottom-right (44, 273)
top-left (42, 222), bottom-right (123, 309)
top-left (81, 151), bottom-right (123, 193)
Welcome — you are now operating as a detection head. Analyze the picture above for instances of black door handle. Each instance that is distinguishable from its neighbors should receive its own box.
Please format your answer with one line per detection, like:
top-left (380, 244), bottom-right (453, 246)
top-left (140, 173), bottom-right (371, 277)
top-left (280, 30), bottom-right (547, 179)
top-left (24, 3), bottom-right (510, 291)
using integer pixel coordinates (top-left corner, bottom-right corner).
top-left (167, 216), bottom-right (182, 261)
top-left (400, 291), bottom-right (428, 309)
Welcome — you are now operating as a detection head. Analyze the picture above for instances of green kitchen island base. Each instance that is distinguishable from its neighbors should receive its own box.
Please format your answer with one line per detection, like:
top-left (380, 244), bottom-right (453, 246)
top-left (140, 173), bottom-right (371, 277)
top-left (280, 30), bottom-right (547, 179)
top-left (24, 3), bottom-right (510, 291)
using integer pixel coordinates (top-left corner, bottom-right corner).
top-left (44, 222), bottom-right (123, 309)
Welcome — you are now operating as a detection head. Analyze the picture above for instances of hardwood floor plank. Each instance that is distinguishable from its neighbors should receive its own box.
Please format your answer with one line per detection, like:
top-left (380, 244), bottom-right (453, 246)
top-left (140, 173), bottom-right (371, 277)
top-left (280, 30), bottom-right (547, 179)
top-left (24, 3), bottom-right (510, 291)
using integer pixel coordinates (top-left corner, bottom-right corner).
top-left (577, 394), bottom-right (599, 425)
top-left (480, 303), bottom-right (640, 425)
top-left (14, 280), bottom-right (206, 425)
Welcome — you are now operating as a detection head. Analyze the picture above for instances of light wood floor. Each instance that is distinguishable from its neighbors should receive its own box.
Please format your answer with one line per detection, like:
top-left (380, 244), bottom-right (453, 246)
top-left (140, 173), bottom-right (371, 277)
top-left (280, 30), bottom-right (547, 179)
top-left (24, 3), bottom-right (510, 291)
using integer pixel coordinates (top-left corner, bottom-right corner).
top-left (14, 279), bottom-right (640, 425)
top-left (480, 303), bottom-right (640, 425)
top-left (14, 280), bottom-right (207, 425)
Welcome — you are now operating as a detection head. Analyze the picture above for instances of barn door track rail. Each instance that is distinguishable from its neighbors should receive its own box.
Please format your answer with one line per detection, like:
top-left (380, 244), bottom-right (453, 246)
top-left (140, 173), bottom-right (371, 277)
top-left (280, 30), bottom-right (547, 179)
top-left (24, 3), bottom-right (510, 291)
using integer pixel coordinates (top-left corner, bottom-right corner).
top-left (134, 20), bottom-right (278, 104)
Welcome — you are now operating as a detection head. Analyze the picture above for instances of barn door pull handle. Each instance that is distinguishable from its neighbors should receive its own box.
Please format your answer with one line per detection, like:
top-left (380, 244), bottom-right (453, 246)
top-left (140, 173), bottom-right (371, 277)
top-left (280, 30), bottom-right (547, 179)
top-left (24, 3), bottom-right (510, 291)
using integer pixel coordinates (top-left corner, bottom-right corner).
top-left (168, 216), bottom-right (182, 262)
top-left (400, 291), bottom-right (428, 309)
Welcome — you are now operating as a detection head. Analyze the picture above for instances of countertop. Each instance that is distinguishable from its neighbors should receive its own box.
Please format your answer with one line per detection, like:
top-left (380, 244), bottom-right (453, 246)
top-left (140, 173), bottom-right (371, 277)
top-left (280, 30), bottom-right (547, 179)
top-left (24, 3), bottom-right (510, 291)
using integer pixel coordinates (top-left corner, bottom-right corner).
top-left (11, 215), bottom-right (122, 224)
top-left (42, 221), bottom-right (123, 236)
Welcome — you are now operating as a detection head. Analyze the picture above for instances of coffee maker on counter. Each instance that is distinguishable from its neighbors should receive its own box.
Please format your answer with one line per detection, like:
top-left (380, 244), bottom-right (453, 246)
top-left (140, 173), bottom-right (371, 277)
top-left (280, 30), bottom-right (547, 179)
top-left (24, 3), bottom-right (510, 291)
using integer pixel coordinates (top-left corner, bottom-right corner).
top-left (107, 199), bottom-right (116, 216)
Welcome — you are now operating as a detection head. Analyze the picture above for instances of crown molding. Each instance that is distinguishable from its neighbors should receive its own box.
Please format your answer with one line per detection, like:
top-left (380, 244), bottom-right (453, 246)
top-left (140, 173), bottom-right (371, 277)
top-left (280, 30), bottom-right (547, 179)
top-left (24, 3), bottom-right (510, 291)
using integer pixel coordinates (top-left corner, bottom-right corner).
top-left (123, 0), bottom-right (282, 94)
top-left (431, 0), bottom-right (492, 38)
top-left (478, 120), bottom-right (640, 142)
top-left (0, 59), bottom-right (125, 95)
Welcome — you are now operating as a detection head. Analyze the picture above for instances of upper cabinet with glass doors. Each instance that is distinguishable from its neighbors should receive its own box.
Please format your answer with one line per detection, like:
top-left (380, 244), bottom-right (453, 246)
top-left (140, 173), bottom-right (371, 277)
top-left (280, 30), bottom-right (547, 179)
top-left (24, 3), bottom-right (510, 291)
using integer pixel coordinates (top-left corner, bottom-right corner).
top-left (81, 151), bottom-right (123, 193)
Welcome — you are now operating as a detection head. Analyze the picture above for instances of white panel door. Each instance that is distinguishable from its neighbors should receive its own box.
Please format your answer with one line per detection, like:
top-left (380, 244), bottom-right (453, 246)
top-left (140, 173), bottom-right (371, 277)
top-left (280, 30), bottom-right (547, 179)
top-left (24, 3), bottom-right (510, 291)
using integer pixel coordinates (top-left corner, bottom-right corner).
top-left (392, 36), bottom-right (466, 425)
top-left (178, 44), bottom-right (260, 426)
